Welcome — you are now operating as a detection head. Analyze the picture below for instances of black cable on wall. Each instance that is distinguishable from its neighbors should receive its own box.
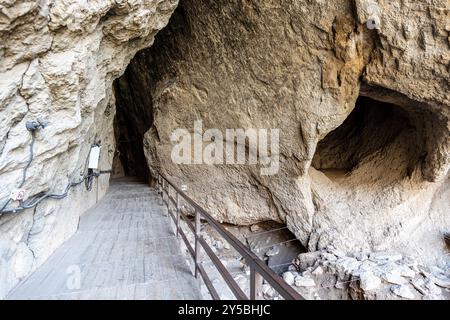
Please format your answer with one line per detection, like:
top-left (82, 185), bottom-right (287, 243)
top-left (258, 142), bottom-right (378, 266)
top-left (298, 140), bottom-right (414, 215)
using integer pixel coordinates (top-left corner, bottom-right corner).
top-left (0, 121), bottom-right (112, 216)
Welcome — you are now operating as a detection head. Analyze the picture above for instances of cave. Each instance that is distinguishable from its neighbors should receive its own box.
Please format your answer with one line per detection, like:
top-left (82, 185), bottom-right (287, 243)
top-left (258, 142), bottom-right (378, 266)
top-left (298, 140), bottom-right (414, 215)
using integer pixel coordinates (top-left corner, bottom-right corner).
top-left (111, 2), bottom-right (193, 184)
top-left (312, 91), bottom-right (429, 182)
top-left (112, 72), bottom-right (153, 183)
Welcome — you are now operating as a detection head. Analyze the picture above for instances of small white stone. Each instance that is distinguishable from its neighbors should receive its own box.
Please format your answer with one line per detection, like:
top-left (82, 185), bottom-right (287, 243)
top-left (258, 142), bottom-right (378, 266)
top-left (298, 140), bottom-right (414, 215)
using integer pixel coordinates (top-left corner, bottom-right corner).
top-left (214, 240), bottom-right (225, 250)
top-left (262, 284), bottom-right (275, 298)
top-left (359, 271), bottom-right (381, 291)
top-left (337, 257), bottom-right (361, 274)
top-left (429, 274), bottom-right (450, 289)
top-left (382, 272), bottom-right (407, 285)
top-left (282, 271), bottom-right (296, 286)
top-left (294, 276), bottom-right (316, 287)
top-left (391, 285), bottom-right (415, 299)
top-left (425, 278), bottom-right (443, 295)
top-left (312, 266), bottom-right (324, 276)
top-left (397, 265), bottom-right (416, 278)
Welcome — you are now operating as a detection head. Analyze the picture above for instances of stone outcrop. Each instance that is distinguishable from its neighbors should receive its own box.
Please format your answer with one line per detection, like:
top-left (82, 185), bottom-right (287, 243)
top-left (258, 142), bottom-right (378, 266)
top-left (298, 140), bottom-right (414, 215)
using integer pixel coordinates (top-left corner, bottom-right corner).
top-left (115, 0), bottom-right (449, 268)
top-left (0, 0), bottom-right (178, 298)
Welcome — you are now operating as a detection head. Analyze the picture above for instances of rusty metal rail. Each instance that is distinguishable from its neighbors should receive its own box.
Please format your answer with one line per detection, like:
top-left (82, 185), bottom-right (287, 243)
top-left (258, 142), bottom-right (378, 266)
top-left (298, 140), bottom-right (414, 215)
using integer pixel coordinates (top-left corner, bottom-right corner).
top-left (157, 173), bottom-right (303, 300)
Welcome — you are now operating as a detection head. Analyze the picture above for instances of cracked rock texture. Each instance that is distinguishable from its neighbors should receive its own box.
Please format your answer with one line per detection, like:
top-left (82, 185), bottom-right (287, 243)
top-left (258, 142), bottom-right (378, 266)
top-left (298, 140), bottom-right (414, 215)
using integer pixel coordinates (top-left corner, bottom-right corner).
top-left (0, 0), bottom-right (178, 298)
top-left (115, 0), bottom-right (449, 270)
top-left (0, 0), bottom-right (449, 300)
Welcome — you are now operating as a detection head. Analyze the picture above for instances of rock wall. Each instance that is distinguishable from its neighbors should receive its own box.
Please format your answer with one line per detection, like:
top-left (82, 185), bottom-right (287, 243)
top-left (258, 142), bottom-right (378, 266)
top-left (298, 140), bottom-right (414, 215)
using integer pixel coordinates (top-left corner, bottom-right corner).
top-left (0, 0), bottom-right (448, 300)
top-left (115, 0), bottom-right (449, 267)
top-left (0, 0), bottom-right (178, 298)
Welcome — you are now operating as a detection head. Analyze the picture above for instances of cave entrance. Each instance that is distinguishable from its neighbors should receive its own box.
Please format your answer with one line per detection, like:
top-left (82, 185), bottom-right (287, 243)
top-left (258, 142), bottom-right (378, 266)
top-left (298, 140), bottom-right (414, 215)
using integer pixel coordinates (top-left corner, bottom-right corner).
top-left (111, 71), bottom-right (153, 183)
top-left (312, 93), bottom-right (427, 182)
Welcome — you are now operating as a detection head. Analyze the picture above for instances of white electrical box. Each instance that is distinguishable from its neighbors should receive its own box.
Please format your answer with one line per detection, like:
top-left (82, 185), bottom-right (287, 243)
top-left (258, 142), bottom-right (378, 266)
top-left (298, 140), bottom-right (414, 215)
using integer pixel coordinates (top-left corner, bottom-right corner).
top-left (10, 189), bottom-right (26, 201)
top-left (88, 145), bottom-right (101, 169)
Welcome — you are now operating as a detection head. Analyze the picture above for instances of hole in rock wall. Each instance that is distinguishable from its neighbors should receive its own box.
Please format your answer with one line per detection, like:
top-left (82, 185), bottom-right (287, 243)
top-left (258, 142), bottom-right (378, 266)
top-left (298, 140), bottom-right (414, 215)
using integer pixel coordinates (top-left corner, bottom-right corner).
top-left (111, 2), bottom-right (192, 183)
top-left (112, 71), bottom-right (153, 182)
top-left (312, 94), bottom-right (428, 183)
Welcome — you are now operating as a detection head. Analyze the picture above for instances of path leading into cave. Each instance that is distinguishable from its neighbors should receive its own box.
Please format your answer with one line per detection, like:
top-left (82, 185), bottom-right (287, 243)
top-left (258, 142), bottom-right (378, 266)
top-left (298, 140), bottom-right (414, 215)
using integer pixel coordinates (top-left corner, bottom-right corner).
top-left (8, 178), bottom-right (202, 300)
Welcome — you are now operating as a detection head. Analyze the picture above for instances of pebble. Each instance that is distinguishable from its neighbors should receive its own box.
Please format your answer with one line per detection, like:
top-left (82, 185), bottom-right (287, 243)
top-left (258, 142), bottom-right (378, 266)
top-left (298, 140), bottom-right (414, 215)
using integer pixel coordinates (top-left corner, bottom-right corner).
top-left (429, 274), bottom-right (450, 289)
top-left (294, 276), bottom-right (316, 287)
top-left (296, 251), bottom-right (321, 270)
top-left (411, 278), bottom-right (428, 295)
top-left (425, 278), bottom-right (443, 295)
top-left (214, 240), bottom-right (225, 250)
top-left (382, 272), bottom-right (407, 285)
top-left (397, 265), bottom-right (416, 278)
top-left (391, 285), bottom-right (415, 299)
top-left (337, 257), bottom-right (361, 274)
top-left (312, 266), bottom-right (324, 276)
top-left (359, 271), bottom-right (381, 291)
top-left (262, 284), bottom-right (276, 298)
top-left (282, 272), bottom-right (296, 286)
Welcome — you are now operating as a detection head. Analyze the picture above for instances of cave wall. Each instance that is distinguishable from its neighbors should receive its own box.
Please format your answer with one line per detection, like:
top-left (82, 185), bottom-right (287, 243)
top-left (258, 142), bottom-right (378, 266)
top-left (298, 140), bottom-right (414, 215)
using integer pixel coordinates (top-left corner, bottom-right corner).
top-left (0, 0), bottom-right (178, 298)
top-left (115, 0), bottom-right (449, 265)
top-left (0, 0), bottom-right (448, 299)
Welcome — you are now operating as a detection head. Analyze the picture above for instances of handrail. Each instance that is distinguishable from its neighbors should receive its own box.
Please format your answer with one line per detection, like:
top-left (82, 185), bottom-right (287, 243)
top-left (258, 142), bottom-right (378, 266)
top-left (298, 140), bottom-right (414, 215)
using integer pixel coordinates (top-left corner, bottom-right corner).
top-left (156, 173), bottom-right (303, 300)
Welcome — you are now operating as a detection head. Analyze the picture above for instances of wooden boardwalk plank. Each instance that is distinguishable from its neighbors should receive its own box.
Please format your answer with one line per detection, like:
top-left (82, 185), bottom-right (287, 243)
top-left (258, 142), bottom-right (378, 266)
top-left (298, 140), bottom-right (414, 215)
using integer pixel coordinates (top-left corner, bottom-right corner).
top-left (7, 179), bottom-right (201, 300)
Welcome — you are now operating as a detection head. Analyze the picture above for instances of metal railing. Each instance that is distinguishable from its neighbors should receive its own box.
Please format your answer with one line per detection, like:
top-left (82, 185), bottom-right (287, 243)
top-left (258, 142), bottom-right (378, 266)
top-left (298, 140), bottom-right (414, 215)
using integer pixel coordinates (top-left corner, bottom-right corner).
top-left (157, 173), bottom-right (303, 300)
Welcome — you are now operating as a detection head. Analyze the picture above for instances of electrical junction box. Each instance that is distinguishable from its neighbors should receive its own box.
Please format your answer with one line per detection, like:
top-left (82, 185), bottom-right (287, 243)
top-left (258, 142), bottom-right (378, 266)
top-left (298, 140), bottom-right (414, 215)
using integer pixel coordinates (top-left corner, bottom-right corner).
top-left (88, 145), bottom-right (101, 169)
top-left (10, 189), bottom-right (26, 201)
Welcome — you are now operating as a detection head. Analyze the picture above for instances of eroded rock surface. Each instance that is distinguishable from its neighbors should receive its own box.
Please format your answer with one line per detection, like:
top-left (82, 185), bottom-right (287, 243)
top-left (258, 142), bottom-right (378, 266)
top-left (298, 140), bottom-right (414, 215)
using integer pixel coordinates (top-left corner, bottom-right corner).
top-left (115, 0), bottom-right (450, 266)
top-left (0, 0), bottom-right (178, 298)
top-left (1, 0), bottom-right (449, 300)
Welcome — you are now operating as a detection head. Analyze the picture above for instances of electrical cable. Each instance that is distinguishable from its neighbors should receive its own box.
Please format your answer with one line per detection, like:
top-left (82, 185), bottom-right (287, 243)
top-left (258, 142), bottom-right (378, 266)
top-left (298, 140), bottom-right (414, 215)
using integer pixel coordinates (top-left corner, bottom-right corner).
top-left (0, 132), bottom-right (35, 212)
top-left (0, 132), bottom-right (112, 215)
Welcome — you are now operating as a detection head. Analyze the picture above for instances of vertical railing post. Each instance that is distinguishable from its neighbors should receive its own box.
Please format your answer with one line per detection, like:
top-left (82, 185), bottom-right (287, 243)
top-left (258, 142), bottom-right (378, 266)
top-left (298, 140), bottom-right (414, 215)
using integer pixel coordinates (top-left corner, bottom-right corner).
top-left (176, 192), bottom-right (180, 238)
top-left (157, 175), bottom-right (160, 195)
top-left (158, 175), bottom-right (162, 206)
top-left (162, 179), bottom-right (166, 205)
top-left (250, 264), bottom-right (263, 300)
top-left (194, 208), bottom-right (200, 278)
top-left (167, 183), bottom-right (171, 211)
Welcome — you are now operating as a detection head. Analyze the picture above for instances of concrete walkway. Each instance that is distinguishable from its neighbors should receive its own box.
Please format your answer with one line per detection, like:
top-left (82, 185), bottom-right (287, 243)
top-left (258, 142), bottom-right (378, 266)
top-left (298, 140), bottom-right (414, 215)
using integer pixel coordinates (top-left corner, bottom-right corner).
top-left (8, 178), bottom-right (202, 300)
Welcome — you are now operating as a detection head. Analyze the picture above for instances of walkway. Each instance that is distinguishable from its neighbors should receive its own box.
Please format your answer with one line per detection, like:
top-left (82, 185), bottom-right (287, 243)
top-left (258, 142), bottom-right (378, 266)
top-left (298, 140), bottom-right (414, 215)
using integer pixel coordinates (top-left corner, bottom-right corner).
top-left (8, 178), bottom-right (202, 300)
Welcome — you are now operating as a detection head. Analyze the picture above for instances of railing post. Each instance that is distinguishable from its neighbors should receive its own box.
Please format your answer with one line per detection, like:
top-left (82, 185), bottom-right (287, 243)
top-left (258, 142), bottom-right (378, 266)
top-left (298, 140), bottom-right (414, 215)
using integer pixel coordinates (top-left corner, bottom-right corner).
top-left (158, 175), bottom-right (162, 206)
top-left (250, 264), bottom-right (263, 300)
top-left (162, 179), bottom-right (166, 205)
top-left (176, 192), bottom-right (180, 238)
top-left (194, 208), bottom-right (200, 278)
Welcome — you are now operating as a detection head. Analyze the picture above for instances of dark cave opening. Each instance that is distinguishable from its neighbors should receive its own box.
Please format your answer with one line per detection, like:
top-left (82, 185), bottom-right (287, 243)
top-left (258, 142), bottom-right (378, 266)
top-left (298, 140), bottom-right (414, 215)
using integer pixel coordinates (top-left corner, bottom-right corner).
top-left (112, 70), bottom-right (153, 183)
top-left (111, 3), bottom-right (191, 184)
top-left (312, 94), bottom-right (427, 180)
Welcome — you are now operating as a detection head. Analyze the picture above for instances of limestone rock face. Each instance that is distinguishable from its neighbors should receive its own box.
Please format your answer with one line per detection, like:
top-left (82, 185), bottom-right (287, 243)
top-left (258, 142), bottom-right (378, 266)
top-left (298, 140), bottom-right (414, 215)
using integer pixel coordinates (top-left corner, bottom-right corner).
top-left (116, 0), bottom-right (449, 266)
top-left (0, 0), bottom-right (178, 298)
